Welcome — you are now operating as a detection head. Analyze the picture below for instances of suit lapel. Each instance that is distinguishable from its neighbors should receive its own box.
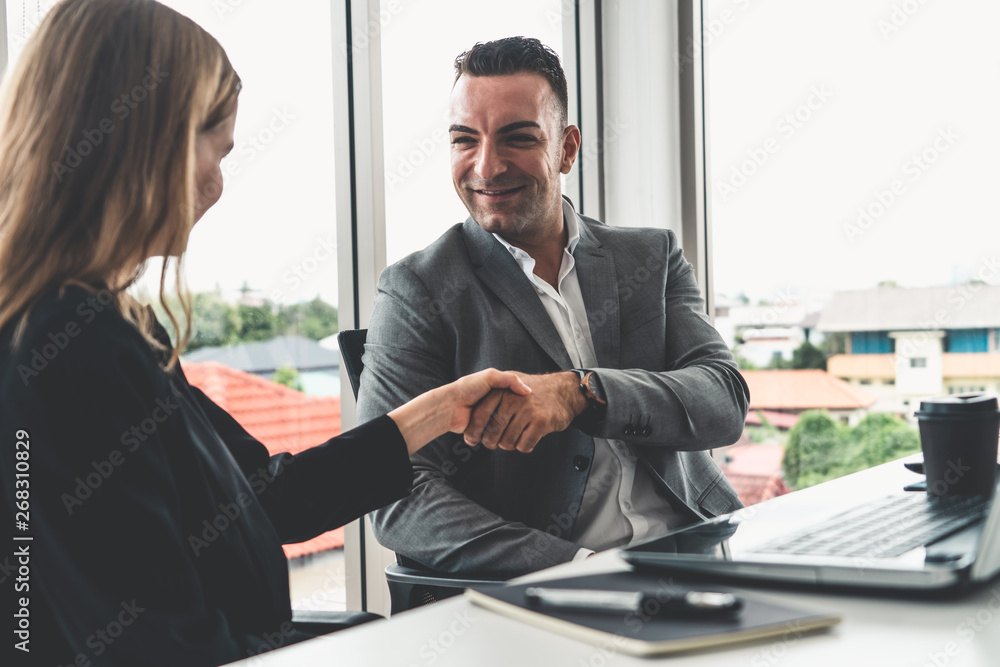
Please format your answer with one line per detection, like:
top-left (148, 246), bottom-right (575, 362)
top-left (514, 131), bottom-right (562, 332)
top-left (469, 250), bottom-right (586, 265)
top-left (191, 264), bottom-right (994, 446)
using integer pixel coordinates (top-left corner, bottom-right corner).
top-left (574, 215), bottom-right (621, 370)
top-left (462, 219), bottom-right (574, 370)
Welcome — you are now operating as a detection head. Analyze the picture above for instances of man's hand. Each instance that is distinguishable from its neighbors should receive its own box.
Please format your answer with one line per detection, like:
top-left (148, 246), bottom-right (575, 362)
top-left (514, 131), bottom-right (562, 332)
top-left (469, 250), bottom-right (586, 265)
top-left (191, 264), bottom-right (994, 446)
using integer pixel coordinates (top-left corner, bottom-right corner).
top-left (441, 369), bottom-right (533, 434)
top-left (389, 369), bottom-right (532, 455)
top-left (463, 371), bottom-right (589, 453)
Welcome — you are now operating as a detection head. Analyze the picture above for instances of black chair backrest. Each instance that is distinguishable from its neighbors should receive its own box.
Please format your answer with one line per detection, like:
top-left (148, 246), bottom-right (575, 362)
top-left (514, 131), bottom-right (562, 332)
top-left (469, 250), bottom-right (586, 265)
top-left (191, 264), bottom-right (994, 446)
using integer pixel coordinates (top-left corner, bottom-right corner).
top-left (337, 329), bottom-right (367, 400)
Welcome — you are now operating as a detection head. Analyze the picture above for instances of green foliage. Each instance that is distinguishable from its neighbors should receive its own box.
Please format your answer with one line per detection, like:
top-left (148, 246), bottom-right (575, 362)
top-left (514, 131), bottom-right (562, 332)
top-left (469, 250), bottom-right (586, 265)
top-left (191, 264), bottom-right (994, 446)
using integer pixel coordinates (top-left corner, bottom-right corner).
top-left (782, 410), bottom-right (920, 490)
top-left (821, 331), bottom-right (848, 357)
top-left (151, 289), bottom-right (339, 352)
top-left (765, 341), bottom-right (827, 370)
top-left (188, 290), bottom-right (240, 350)
top-left (278, 297), bottom-right (339, 341)
top-left (791, 341), bottom-right (827, 370)
top-left (272, 365), bottom-right (304, 392)
top-left (236, 303), bottom-right (281, 342)
top-left (732, 347), bottom-right (758, 370)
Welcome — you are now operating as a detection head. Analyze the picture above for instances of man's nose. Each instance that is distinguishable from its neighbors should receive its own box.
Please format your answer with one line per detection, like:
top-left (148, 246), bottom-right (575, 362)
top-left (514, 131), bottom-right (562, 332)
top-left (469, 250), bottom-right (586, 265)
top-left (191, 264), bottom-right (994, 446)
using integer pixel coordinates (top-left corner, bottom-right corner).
top-left (473, 139), bottom-right (507, 181)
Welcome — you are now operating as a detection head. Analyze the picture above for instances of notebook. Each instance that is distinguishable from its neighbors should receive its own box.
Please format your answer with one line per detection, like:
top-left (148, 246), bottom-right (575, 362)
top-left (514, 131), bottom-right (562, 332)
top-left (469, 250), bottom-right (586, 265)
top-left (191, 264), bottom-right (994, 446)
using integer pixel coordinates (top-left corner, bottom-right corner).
top-left (621, 460), bottom-right (1000, 593)
top-left (466, 570), bottom-right (839, 656)
top-left (465, 571), bottom-right (839, 656)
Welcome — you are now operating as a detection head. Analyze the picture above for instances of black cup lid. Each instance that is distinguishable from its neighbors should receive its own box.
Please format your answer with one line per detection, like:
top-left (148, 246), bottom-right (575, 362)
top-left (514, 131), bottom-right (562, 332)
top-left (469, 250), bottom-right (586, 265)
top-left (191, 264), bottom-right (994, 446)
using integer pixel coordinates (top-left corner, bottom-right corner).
top-left (915, 393), bottom-right (1000, 418)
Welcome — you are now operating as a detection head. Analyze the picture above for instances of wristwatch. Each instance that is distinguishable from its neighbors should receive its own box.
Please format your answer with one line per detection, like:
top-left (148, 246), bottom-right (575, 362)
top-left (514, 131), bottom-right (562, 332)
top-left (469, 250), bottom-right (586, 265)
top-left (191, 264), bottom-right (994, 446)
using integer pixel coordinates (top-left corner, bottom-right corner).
top-left (571, 369), bottom-right (607, 434)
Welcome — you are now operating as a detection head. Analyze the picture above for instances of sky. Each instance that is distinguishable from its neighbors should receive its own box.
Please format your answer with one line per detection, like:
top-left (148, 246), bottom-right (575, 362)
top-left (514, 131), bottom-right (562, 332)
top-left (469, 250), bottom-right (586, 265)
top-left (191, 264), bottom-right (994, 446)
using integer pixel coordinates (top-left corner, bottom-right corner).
top-left (4, 0), bottom-right (998, 309)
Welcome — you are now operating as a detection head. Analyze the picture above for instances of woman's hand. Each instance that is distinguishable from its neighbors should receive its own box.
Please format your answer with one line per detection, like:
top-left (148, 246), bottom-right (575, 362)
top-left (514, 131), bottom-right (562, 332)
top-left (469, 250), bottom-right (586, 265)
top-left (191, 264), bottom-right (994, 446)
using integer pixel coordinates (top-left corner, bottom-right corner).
top-left (388, 369), bottom-right (531, 455)
top-left (440, 368), bottom-right (533, 435)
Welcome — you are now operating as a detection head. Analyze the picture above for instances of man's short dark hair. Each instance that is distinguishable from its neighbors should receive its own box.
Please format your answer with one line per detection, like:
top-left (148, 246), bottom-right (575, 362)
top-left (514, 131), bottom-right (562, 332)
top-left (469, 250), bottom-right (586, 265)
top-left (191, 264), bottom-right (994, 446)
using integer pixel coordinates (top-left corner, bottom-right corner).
top-left (454, 37), bottom-right (568, 128)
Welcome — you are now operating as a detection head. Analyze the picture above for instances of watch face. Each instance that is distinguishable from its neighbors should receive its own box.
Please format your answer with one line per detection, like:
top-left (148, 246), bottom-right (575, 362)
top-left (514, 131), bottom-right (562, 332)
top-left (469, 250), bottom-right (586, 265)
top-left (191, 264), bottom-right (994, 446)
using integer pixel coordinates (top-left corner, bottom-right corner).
top-left (585, 373), bottom-right (605, 403)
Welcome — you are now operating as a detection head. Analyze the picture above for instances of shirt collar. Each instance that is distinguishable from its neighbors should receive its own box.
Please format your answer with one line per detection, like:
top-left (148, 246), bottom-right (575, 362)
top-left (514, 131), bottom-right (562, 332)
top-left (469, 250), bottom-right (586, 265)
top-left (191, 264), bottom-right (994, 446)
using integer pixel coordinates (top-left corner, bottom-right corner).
top-left (492, 198), bottom-right (580, 260)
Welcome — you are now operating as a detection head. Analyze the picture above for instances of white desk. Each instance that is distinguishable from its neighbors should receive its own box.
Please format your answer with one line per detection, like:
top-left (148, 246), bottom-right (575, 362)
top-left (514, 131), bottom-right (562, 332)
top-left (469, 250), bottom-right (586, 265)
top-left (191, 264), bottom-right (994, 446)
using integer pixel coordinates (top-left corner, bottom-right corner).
top-left (230, 459), bottom-right (1000, 667)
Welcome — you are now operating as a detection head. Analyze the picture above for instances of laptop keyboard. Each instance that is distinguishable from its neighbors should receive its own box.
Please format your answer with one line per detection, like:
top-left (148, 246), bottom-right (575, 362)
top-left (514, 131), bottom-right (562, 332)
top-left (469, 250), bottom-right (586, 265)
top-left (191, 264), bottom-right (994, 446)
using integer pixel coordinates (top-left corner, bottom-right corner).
top-left (749, 493), bottom-right (991, 559)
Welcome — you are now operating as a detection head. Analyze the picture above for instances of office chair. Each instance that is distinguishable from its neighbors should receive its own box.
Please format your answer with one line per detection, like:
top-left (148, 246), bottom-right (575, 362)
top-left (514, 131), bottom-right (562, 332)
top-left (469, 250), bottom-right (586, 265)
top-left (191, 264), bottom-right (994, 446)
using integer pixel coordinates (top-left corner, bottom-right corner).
top-left (337, 329), bottom-right (507, 614)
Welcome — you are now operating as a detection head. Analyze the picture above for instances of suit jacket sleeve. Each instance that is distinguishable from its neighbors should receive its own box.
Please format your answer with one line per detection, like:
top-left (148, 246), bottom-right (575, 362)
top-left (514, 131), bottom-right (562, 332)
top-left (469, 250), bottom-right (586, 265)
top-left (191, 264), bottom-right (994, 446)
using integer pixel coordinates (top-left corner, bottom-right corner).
top-left (185, 382), bottom-right (413, 545)
top-left (588, 228), bottom-right (749, 450)
top-left (357, 264), bottom-right (581, 577)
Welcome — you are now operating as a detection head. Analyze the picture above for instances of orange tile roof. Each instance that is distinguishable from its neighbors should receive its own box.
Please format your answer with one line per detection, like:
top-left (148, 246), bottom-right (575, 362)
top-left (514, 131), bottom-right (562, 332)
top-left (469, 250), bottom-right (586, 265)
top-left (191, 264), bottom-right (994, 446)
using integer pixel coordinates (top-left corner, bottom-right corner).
top-left (740, 369), bottom-right (876, 410)
top-left (717, 442), bottom-right (790, 506)
top-left (182, 361), bottom-right (344, 557)
top-left (745, 409), bottom-right (800, 430)
top-left (726, 473), bottom-right (791, 507)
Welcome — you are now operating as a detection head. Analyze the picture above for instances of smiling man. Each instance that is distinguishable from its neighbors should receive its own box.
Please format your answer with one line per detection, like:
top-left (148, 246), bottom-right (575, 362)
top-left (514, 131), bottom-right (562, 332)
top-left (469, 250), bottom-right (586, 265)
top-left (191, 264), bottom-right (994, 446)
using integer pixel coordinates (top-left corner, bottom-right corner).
top-left (357, 37), bottom-right (749, 577)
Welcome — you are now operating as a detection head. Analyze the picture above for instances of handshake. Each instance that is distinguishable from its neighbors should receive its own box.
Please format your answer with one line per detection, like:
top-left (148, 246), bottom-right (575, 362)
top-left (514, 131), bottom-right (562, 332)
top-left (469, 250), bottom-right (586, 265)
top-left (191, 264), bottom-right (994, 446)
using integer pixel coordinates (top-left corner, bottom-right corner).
top-left (387, 369), bottom-right (590, 456)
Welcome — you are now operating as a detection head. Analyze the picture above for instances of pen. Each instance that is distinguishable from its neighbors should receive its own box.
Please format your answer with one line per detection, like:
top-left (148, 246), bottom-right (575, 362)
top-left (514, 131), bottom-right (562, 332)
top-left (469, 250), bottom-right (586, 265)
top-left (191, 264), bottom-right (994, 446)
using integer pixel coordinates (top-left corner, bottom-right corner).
top-left (524, 587), bottom-right (743, 617)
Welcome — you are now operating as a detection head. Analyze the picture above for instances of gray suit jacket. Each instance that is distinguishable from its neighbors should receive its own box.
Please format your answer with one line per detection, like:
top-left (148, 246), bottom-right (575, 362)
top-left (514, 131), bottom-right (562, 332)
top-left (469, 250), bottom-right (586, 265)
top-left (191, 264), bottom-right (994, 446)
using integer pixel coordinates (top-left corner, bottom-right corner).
top-left (357, 207), bottom-right (749, 577)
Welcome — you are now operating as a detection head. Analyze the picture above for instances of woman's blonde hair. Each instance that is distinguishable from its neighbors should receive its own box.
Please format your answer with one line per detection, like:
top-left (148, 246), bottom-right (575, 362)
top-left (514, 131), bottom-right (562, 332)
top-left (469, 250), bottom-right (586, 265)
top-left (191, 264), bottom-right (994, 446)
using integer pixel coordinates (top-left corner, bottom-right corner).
top-left (0, 0), bottom-right (241, 368)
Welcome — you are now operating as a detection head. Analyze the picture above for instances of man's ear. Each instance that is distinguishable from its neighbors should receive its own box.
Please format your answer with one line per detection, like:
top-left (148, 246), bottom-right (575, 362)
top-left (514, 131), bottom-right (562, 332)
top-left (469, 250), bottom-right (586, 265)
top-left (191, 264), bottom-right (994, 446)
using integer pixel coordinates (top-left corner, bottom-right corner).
top-left (560, 125), bottom-right (582, 175)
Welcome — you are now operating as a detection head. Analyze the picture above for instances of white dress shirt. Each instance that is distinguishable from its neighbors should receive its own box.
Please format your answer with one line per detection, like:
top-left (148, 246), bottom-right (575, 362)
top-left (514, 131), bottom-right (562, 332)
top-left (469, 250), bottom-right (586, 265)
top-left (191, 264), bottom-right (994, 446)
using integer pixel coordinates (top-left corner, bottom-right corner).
top-left (491, 201), bottom-right (684, 558)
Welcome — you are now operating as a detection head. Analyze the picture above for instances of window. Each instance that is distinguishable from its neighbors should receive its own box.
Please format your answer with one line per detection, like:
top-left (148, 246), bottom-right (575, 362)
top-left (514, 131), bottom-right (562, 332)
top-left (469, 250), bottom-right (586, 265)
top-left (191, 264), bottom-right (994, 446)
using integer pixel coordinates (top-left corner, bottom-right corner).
top-left (157, 0), bottom-right (348, 614)
top-left (705, 0), bottom-right (998, 489)
top-left (379, 0), bottom-right (565, 264)
top-left (946, 329), bottom-right (989, 353)
top-left (8, 0), bottom-right (351, 612)
top-left (850, 331), bottom-right (893, 355)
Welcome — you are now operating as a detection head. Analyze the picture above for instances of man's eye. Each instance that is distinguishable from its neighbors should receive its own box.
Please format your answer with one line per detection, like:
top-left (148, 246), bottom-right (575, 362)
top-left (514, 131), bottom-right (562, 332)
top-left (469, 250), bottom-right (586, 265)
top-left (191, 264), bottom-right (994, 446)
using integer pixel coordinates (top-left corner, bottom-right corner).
top-left (510, 135), bottom-right (537, 143)
top-left (451, 136), bottom-right (475, 145)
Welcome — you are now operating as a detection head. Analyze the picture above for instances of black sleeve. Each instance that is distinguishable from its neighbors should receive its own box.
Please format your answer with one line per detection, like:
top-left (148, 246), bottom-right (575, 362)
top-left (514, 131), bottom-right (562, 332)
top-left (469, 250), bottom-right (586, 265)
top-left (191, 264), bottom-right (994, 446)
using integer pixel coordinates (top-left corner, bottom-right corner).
top-left (2, 309), bottom-right (258, 666)
top-left (186, 383), bottom-right (414, 545)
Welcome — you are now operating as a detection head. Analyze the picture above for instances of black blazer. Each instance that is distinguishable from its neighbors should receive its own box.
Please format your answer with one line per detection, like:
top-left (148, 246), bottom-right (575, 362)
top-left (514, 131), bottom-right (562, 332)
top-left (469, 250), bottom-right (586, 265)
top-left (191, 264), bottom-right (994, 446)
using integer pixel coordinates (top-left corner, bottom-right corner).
top-left (0, 286), bottom-right (412, 666)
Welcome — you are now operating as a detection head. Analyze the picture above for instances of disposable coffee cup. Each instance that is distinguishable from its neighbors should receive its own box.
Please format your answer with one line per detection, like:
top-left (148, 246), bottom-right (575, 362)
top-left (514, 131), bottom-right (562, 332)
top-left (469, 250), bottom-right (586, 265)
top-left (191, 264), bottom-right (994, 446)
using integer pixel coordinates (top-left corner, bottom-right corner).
top-left (914, 394), bottom-right (1000, 498)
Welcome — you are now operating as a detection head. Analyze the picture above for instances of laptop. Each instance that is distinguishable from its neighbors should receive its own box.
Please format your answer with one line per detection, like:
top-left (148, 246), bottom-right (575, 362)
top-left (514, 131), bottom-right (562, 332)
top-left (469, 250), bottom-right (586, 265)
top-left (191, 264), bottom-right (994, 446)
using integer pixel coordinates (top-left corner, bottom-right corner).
top-left (621, 460), bottom-right (1000, 594)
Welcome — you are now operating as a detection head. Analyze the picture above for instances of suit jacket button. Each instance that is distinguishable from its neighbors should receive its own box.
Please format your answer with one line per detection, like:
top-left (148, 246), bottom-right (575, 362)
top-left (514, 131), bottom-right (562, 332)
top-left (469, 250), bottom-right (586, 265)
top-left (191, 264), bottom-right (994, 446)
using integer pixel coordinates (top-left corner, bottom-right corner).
top-left (623, 425), bottom-right (633, 436)
top-left (573, 456), bottom-right (590, 471)
top-left (641, 426), bottom-right (652, 437)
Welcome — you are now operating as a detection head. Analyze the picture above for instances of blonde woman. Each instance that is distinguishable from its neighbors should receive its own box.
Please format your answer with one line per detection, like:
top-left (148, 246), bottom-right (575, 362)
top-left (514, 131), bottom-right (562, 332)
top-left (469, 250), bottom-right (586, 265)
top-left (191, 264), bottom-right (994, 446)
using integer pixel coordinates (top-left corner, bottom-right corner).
top-left (0, 1), bottom-right (529, 664)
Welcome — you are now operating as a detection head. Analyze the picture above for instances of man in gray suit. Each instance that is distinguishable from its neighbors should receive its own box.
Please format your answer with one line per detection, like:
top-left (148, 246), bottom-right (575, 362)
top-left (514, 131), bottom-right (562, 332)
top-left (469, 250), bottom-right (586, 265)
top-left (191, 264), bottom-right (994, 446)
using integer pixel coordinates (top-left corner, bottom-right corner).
top-left (357, 37), bottom-right (749, 577)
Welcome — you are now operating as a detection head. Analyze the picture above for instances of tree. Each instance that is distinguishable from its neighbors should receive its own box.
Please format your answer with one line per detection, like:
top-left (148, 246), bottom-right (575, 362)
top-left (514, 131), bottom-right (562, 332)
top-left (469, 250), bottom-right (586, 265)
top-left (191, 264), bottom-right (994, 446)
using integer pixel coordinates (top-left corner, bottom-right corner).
top-left (821, 332), bottom-right (848, 357)
top-left (765, 341), bottom-right (827, 370)
top-left (791, 340), bottom-right (827, 370)
top-left (187, 290), bottom-right (240, 351)
top-left (782, 410), bottom-right (920, 490)
top-left (272, 365), bottom-right (304, 392)
top-left (852, 412), bottom-right (921, 468)
top-left (782, 411), bottom-right (844, 489)
top-left (236, 302), bottom-right (280, 342)
top-left (278, 297), bottom-right (338, 341)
